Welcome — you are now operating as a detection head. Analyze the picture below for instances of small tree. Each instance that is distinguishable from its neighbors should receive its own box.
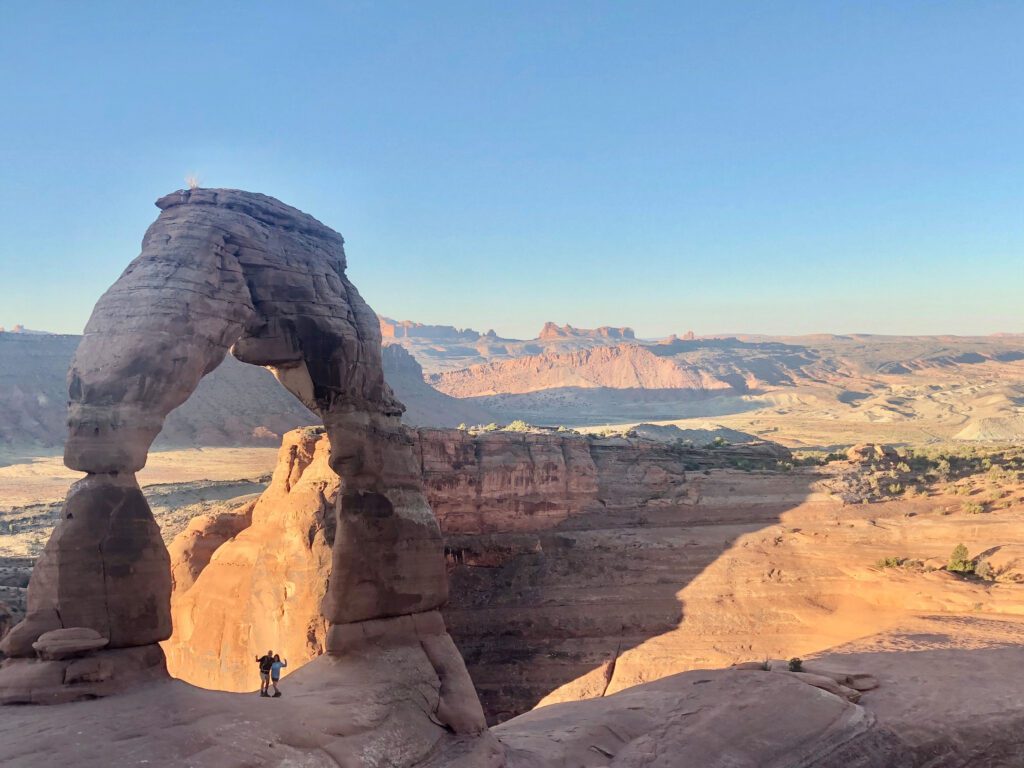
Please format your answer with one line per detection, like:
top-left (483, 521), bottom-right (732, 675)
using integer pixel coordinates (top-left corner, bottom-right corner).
top-left (975, 559), bottom-right (995, 580)
top-left (948, 543), bottom-right (974, 574)
top-left (788, 657), bottom-right (803, 672)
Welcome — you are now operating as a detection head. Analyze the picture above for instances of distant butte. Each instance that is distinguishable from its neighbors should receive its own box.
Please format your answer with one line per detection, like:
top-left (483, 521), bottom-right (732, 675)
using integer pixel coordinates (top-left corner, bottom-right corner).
top-left (537, 321), bottom-right (635, 340)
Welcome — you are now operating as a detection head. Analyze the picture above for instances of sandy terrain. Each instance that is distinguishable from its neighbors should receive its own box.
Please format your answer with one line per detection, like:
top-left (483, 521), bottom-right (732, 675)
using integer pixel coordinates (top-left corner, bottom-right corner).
top-left (577, 372), bottom-right (1024, 447)
top-left (0, 447), bottom-right (278, 509)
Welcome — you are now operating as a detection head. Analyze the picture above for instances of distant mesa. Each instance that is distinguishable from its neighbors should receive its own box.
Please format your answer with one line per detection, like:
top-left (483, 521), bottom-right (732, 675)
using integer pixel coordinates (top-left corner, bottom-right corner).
top-left (378, 315), bottom-right (483, 341)
top-left (538, 321), bottom-right (635, 341)
top-left (661, 330), bottom-right (696, 343)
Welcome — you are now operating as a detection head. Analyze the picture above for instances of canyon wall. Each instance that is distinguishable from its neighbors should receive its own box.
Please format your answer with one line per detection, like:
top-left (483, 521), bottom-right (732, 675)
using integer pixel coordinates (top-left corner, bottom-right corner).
top-left (164, 426), bottom-right (790, 706)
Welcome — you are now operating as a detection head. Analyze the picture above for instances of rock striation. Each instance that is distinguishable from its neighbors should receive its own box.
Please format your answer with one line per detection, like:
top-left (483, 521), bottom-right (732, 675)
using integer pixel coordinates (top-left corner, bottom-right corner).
top-left (163, 426), bottom-right (790, 709)
top-left (0, 189), bottom-right (487, 755)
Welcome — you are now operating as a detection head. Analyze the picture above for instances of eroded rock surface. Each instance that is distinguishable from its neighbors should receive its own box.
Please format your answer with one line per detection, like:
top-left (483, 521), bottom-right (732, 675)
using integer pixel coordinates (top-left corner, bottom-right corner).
top-left (163, 426), bottom-right (790, 713)
top-left (0, 190), bottom-right (483, 748)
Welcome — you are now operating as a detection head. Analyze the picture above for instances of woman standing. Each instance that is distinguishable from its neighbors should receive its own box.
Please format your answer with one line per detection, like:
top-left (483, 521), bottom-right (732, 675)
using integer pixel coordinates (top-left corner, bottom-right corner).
top-left (270, 654), bottom-right (288, 697)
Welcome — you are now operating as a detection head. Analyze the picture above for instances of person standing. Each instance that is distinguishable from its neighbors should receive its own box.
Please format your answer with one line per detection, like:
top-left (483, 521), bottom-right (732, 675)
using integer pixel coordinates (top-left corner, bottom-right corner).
top-left (270, 654), bottom-right (288, 698)
top-left (256, 650), bottom-right (275, 697)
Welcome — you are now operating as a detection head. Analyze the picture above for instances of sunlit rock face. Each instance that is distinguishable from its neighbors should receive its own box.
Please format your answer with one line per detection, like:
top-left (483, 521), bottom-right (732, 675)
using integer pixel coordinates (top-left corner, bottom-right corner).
top-left (165, 427), bottom-right (785, 713)
top-left (0, 191), bottom-right (485, 747)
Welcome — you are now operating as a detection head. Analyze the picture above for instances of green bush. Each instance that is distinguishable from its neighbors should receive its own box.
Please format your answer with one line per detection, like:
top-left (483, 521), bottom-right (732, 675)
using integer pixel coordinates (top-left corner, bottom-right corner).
top-left (962, 501), bottom-right (985, 515)
top-left (948, 543), bottom-right (974, 574)
top-left (788, 657), bottom-right (803, 672)
top-left (505, 419), bottom-right (532, 432)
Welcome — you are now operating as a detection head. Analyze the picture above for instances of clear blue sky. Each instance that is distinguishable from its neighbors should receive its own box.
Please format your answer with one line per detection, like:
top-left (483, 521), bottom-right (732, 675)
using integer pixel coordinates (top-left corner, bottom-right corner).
top-left (1, 1), bottom-right (1021, 338)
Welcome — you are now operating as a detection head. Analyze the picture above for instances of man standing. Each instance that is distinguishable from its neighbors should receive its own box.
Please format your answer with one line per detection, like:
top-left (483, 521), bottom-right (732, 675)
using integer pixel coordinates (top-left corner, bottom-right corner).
top-left (256, 650), bottom-right (274, 697)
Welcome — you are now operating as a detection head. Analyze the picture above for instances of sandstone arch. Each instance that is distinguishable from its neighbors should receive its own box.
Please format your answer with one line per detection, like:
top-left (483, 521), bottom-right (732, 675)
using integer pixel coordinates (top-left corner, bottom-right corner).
top-left (0, 191), bottom-right (478, 734)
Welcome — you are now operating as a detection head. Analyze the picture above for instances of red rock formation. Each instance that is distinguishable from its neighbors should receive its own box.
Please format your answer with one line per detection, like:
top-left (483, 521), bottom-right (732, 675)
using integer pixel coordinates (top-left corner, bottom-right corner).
top-left (379, 316), bottom-right (481, 340)
top-left (164, 426), bottom-right (789, 713)
top-left (165, 429), bottom-right (334, 690)
top-left (537, 322), bottom-right (635, 341)
top-left (431, 344), bottom-right (737, 397)
top-left (0, 190), bottom-right (487, 756)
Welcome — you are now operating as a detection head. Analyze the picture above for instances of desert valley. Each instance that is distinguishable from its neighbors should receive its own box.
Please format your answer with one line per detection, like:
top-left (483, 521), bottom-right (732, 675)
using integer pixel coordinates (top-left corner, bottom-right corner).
top-left (3, 4), bottom-right (1023, 766)
top-left (1, 207), bottom-right (1023, 765)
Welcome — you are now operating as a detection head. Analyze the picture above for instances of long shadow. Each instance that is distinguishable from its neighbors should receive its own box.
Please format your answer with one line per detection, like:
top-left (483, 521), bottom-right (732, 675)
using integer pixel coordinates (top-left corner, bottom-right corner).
top-left (439, 447), bottom-right (817, 724)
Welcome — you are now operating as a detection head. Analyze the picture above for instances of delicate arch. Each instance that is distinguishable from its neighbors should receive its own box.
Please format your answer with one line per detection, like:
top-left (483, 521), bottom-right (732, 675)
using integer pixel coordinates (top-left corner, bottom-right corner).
top-left (1, 189), bottom-right (447, 663)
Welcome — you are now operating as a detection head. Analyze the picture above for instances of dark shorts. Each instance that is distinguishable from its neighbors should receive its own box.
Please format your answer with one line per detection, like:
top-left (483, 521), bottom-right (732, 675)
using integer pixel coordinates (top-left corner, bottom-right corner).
top-left (271, 676), bottom-right (280, 682)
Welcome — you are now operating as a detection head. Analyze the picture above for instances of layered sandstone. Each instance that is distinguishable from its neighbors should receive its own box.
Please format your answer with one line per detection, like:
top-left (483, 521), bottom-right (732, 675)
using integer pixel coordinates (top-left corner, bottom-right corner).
top-left (431, 345), bottom-right (739, 397)
top-left (0, 189), bottom-right (487, 759)
top-left (164, 426), bottom-right (788, 700)
top-left (166, 425), bottom-right (1024, 736)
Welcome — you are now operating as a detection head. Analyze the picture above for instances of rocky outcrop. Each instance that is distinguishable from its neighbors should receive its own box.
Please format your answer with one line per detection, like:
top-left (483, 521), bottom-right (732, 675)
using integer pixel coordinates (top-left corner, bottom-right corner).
top-left (165, 426), bottom-right (707, 689)
top-left (431, 345), bottom-right (739, 397)
top-left (164, 426), bottom-right (790, 714)
top-left (165, 429), bottom-right (334, 690)
top-left (497, 668), bottom-right (909, 768)
top-left (537, 322), bottom-right (635, 340)
top-left (0, 659), bottom-right (923, 768)
top-left (0, 189), bottom-right (487, 758)
top-left (379, 316), bottom-right (483, 341)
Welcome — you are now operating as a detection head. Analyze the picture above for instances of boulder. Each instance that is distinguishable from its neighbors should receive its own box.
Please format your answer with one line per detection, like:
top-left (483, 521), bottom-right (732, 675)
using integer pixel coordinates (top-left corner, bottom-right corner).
top-left (32, 628), bottom-right (108, 660)
top-left (846, 443), bottom-right (900, 464)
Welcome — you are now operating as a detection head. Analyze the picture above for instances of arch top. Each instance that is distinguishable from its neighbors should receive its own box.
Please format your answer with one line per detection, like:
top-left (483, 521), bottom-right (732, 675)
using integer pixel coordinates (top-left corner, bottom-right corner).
top-left (65, 188), bottom-right (398, 476)
top-left (155, 187), bottom-right (346, 255)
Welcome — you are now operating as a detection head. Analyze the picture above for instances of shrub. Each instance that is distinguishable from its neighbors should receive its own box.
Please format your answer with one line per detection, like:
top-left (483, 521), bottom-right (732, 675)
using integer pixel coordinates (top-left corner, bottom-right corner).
top-left (962, 501), bottom-right (985, 515)
top-left (948, 543), bottom-right (974, 574)
top-left (888, 482), bottom-right (903, 495)
top-left (875, 556), bottom-right (905, 569)
top-left (788, 657), bottom-right (803, 672)
top-left (975, 559), bottom-right (995, 581)
top-left (505, 420), bottom-right (532, 432)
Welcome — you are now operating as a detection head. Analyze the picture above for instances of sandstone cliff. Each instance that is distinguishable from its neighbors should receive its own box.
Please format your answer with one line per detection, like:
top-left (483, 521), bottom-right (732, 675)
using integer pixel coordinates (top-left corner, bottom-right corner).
top-left (164, 426), bottom-right (788, 696)
top-left (430, 345), bottom-right (739, 397)
top-left (166, 426), bottom-right (1024, 737)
